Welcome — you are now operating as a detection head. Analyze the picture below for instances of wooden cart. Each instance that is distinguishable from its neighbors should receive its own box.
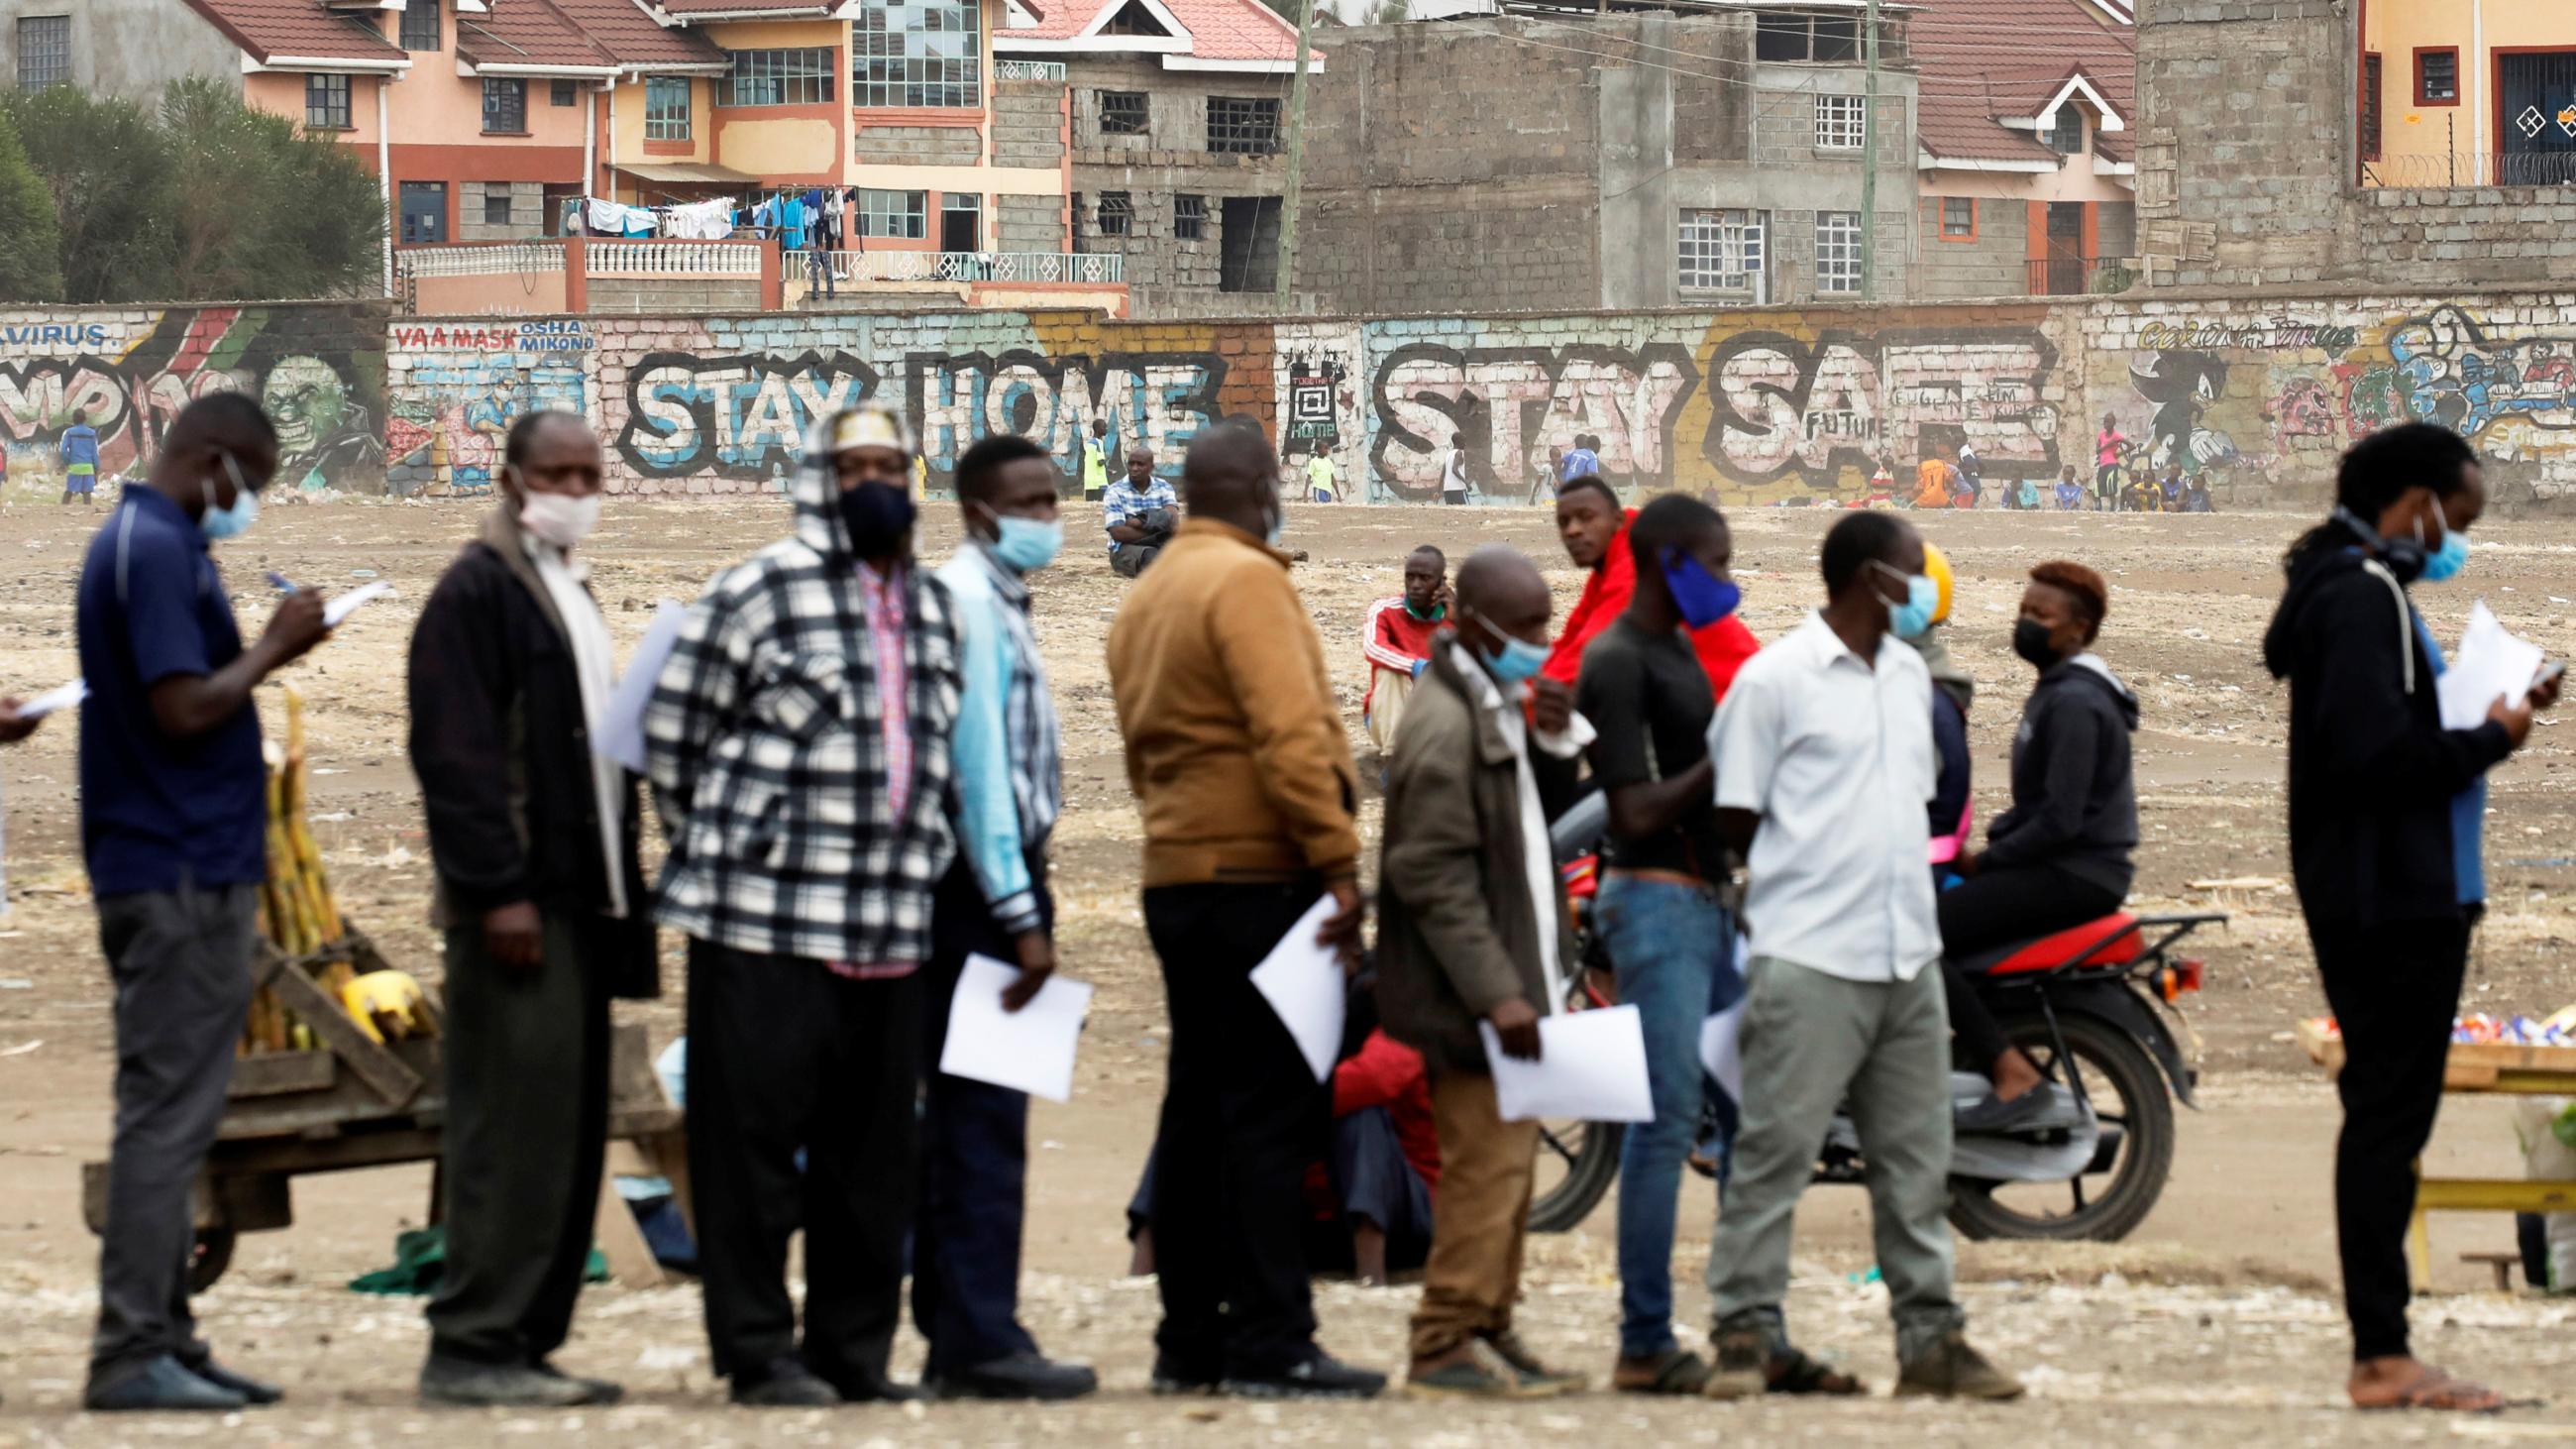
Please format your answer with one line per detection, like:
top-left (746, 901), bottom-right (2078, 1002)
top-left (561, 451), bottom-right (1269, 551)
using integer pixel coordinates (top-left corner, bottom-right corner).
top-left (81, 930), bottom-right (688, 1291)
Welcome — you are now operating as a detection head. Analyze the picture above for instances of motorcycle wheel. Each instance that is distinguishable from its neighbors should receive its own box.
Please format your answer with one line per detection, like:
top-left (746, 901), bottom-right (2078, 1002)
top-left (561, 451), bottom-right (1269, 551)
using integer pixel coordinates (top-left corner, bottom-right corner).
top-left (1947, 1012), bottom-right (2175, 1243)
top-left (1527, 1118), bottom-right (1624, 1234)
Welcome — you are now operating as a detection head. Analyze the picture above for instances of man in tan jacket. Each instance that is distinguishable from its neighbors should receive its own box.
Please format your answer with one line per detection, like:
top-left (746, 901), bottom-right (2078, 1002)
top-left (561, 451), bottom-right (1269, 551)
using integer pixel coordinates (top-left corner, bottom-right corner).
top-left (1106, 425), bottom-right (1380, 1400)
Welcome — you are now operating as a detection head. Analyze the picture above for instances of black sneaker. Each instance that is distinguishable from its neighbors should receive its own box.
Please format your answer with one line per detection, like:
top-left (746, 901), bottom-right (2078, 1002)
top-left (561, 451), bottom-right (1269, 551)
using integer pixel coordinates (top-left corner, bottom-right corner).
top-left (420, 1356), bottom-right (591, 1408)
top-left (1149, 1355), bottom-right (1222, 1396)
top-left (532, 1359), bottom-right (624, 1405)
top-left (86, 1355), bottom-right (247, 1412)
top-left (729, 1358), bottom-right (841, 1408)
top-left (187, 1358), bottom-right (283, 1406)
top-left (1222, 1351), bottom-right (1386, 1400)
top-left (931, 1352), bottom-right (1098, 1401)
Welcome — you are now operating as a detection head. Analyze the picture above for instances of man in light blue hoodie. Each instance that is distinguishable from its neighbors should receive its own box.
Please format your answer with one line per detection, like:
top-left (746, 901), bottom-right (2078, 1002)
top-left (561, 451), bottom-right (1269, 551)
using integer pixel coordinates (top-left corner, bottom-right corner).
top-left (918, 432), bottom-right (1097, 1401)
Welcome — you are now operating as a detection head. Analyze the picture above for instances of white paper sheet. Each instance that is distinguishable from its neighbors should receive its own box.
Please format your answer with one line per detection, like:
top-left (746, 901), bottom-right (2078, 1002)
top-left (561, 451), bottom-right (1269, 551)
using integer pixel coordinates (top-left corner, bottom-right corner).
top-left (2438, 600), bottom-right (2547, 729)
top-left (1480, 1004), bottom-right (1657, 1124)
top-left (595, 601), bottom-right (687, 774)
top-left (937, 952), bottom-right (1093, 1103)
top-left (323, 581), bottom-right (394, 628)
top-left (1248, 894), bottom-right (1345, 1082)
top-left (1695, 931), bottom-right (1754, 1101)
top-left (16, 679), bottom-right (85, 721)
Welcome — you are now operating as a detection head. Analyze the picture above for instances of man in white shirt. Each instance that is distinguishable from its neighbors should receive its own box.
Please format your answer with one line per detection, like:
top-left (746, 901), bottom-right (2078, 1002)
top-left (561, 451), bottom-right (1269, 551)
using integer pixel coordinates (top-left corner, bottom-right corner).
top-left (1700, 511), bottom-right (2023, 1403)
top-left (1442, 433), bottom-right (1471, 505)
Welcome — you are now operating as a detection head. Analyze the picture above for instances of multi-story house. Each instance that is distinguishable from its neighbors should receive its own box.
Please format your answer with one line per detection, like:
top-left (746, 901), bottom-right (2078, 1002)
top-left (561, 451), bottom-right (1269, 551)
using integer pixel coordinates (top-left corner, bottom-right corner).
top-left (2358, 0), bottom-right (2576, 189)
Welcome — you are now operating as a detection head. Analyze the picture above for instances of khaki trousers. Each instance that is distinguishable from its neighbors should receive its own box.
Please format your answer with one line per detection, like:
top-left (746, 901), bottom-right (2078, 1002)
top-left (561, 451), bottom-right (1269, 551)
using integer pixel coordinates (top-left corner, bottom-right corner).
top-left (1408, 1069), bottom-right (1539, 1360)
top-left (1366, 667), bottom-right (1415, 753)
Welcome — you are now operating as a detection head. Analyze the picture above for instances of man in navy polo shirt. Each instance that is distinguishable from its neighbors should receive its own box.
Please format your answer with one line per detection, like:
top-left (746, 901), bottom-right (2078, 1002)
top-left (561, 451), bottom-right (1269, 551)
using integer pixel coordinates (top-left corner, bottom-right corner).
top-left (75, 391), bottom-right (329, 1412)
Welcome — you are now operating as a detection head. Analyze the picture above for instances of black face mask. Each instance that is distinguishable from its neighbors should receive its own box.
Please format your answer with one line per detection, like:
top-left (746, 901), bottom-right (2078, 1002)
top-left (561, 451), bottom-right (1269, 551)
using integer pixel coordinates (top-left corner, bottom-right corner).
top-left (838, 480), bottom-right (915, 557)
top-left (2012, 617), bottom-right (2062, 669)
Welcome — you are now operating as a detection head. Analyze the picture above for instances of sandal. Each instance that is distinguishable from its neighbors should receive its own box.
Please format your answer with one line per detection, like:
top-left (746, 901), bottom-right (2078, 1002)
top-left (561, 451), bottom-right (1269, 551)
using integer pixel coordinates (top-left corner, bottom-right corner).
top-left (1613, 1349), bottom-right (1711, 1395)
top-left (2355, 1370), bottom-right (2508, 1413)
top-left (1767, 1348), bottom-right (1866, 1396)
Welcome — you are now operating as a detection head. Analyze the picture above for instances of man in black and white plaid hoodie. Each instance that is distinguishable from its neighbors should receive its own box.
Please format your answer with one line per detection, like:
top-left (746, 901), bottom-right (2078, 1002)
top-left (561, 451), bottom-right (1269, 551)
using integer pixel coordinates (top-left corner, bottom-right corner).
top-left (643, 402), bottom-right (961, 1408)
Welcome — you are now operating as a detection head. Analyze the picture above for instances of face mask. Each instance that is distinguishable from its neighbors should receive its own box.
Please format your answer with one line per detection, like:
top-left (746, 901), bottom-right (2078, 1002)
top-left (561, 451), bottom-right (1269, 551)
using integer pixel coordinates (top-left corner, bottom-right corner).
top-left (1471, 613), bottom-right (1550, 686)
top-left (2012, 616), bottom-right (2062, 669)
top-left (837, 479), bottom-right (916, 557)
top-left (201, 450), bottom-right (261, 541)
top-left (2415, 511), bottom-right (2470, 584)
top-left (519, 489), bottom-right (600, 549)
top-left (1660, 548), bottom-right (1742, 629)
top-left (1871, 559), bottom-right (1939, 639)
top-left (986, 511), bottom-right (1063, 573)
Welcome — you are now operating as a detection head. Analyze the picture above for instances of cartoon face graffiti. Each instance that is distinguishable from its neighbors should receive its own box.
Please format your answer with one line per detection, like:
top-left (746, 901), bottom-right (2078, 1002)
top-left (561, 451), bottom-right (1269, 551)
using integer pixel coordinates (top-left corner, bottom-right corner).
top-left (265, 357), bottom-right (348, 459)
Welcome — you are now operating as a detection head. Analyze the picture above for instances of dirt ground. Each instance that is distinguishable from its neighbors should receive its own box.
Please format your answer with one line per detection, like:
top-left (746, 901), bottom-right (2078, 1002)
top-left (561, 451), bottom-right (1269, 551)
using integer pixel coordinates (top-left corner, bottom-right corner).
top-left (3, 491), bottom-right (2576, 1446)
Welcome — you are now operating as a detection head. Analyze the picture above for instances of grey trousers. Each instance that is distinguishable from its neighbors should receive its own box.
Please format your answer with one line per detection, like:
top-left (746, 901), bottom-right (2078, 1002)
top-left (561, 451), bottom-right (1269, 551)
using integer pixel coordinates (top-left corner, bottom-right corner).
top-left (1705, 954), bottom-right (1964, 1364)
top-left (90, 882), bottom-right (259, 1388)
top-left (426, 911), bottom-right (611, 1366)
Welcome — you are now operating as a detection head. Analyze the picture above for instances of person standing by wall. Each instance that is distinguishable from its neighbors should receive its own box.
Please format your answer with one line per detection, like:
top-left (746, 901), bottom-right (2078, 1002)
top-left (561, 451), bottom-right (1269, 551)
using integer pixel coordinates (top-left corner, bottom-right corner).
top-left (1443, 432), bottom-right (1473, 505)
top-left (2262, 423), bottom-right (2557, 1412)
top-left (76, 392), bottom-right (329, 1411)
top-left (1082, 418), bottom-right (1112, 502)
top-left (1361, 546), bottom-right (1448, 756)
top-left (1106, 425), bottom-right (1383, 1400)
top-left (2094, 412), bottom-right (2126, 508)
top-left (60, 407), bottom-right (101, 507)
top-left (406, 411), bottom-right (656, 1407)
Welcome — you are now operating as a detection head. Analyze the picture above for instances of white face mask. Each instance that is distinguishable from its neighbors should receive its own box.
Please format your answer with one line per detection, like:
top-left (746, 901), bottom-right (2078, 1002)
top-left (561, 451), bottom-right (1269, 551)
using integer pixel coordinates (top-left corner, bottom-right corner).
top-left (520, 490), bottom-right (601, 549)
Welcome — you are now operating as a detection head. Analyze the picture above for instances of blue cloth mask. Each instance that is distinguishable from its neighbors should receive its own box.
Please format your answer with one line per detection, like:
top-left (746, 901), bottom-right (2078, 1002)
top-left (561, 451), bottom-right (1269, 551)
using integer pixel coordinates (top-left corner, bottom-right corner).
top-left (1873, 558), bottom-right (1940, 639)
top-left (985, 510), bottom-right (1063, 573)
top-left (1661, 548), bottom-right (1742, 629)
top-left (1472, 614), bottom-right (1549, 685)
top-left (201, 451), bottom-right (261, 540)
top-left (2421, 522), bottom-right (2470, 583)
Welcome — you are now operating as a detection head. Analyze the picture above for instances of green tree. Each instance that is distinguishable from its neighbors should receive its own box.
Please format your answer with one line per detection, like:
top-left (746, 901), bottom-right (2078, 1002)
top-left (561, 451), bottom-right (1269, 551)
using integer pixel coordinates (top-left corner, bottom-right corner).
top-left (0, 107), bottom-right (62, 302)
top-left (161, 77), bottom-right (384, 300)
top-left (2, 85), bottom-right (177, 303)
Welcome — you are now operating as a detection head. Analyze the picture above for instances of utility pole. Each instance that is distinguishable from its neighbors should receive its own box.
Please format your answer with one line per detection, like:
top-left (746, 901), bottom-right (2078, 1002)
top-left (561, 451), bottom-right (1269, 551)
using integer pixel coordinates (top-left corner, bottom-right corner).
top-left (1858, 0), bottom-right (1879, 301)
top-left (1273, 0), bottom-right (1319, 303)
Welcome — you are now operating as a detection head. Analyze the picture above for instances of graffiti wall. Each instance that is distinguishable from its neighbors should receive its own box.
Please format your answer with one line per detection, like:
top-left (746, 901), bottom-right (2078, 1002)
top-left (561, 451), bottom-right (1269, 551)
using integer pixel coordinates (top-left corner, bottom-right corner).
top-left (386, 320), bottom-right (593, 496)
top-left (0, 305), bottom-right (388, 497)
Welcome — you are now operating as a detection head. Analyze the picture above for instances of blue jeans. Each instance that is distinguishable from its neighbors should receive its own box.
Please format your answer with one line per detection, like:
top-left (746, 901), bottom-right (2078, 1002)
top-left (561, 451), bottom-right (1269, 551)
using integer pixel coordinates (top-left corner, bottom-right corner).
top-left (1595, 872), bottom-right (1739, 1360)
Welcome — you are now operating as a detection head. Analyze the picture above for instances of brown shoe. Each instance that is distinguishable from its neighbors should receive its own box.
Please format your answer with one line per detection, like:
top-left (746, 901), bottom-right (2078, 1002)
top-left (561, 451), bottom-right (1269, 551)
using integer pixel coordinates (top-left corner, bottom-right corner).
top-left (1895, 1332), bottom-right (2025, 1401)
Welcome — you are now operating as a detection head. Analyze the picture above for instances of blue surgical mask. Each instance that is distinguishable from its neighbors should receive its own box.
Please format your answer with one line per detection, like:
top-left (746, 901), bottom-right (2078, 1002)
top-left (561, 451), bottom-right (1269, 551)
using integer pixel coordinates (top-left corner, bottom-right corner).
top-left (1872, 558), bottom-right (1940, 639)
top-left (201, 451), bottom-right (261, 541)
top-left (2417, 514), bottom-right (2470, 583)
top-left (981, 507), bottom-right (1063, 573)
top-left (1472, 613), bottom-right (1549, 685)
top-left (1660, 547), bottom-right (1742, 629)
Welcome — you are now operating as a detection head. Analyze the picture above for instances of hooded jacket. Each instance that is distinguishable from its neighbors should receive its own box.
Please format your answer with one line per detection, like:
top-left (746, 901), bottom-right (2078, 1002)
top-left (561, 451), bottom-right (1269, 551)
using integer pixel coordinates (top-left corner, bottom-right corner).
top-left (2261, 520), bottom-right (2513, 927)
top-left (1541, 507), bottom-right (1761, 698)
top-left (644, 417), bottom-right (961, 965)
top-left (1982, 651), bottom-right (2140, 894)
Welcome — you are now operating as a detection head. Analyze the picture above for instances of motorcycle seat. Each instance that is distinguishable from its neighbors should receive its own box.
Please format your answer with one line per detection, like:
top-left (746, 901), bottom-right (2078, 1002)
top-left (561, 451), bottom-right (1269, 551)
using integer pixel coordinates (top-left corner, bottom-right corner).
top-left (1955, 912), bottom-right (2143, 976)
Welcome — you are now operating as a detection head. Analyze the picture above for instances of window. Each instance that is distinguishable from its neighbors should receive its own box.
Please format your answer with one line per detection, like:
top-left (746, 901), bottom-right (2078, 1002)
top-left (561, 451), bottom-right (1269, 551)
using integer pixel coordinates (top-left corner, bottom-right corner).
top-left (483, 76), bottom-right (526, 134)
top-left (2415, 47), bottom-right (2458, 106)
top-left (399, 180), bottom-right (447, 244)
top-left (16, 16), bottom-right (69, 90)
top-left (1207, 95), bottom-right (1280, 155)
top-left (857, 187), bottom-right (926, 239)
top-left (1097, 190), bottom-right (1132, 236)
top-left (727, 48), bottom-right (836, 106)
top-left (1815, 94), bottom-right (1867, 151)
top-left (1756, 13), bottom-right (1858, 62)
top-left (1940, 195), bottom-right (1976, 240)
top-left (2362, 53), bottom-right (2383, 161)
top-left (305, 72), bottom-right (353, 130)
top-left (1815, 211), bottom-right (1861, 293)
top-left (645, 76), bottom-right (692, 139)
top-left (854, 0), bottom-right (983, 109)
top-left (483, 186), bottom-right (515, 228)
top-left (1175, 192), bottom-right (1206, 240)
top-left (399, 0), bottom-right (441, 53)
top-left (1099, 89), bottom-right (1147, 135)
top-left (1677, 208), bottom-right (1765, 291)
top-left (2045, 106), bottom-right (2085, 156)
top-left (552, 79), bottom-right (579, 107)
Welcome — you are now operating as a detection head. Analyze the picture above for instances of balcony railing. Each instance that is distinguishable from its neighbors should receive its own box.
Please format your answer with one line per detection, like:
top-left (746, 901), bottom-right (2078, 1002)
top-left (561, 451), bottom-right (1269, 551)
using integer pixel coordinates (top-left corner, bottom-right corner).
top-left (586, 241), bottom-right (765, 278)
top-left (794, 250), bottom-right (1126, 288)
top-left (2024, 255), bottom-right (2137, 296)
top-left (395, 242), bottom-right (565, 280)
top-left (995, 59), bottom-right (1068, 81)
top-left (2363, 151), bottom-right (2576, 188)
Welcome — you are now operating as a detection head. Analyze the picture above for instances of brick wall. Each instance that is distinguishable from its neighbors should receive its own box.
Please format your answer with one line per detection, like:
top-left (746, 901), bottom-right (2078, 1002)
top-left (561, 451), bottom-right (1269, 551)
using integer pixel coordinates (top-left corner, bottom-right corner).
top-left (460, 181), bottom-right (548, 243)
top-left (993, 73), bottom-right (1067, 170)
top-left (997, 194), bottom-right (1065, 253)
top-left (1914, 195), bottom-right (2029, 299)
top-left (1063, 57), bottom-right (1288, 299)
top-left (852, 124), bottom-right (983, 167)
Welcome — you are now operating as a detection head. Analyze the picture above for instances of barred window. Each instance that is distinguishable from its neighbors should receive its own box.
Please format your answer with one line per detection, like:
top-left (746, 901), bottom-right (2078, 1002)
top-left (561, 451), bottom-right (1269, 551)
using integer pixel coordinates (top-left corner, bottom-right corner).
top-left (305, 72), bottom-right (353, 130)
top-left (645, 76), bottom-right (692, 140)
top-left (483, 186), bottom-right (515, 228)
top-left (16, 16), bottom-right (70, 89)
top-left (1175, 192), bottom-right (1206, 241)
top-left (1677, 208), bottom-right (1764, 291)
top-left (2045, 106), bottom-right (2084, 156)
top-left (858, 188), bottom-right (926, 239)
top-left (552, 79), bottom-right (579, 106)
top-left (1815, 94), bottom-right (1866, 151)
top-left (1941, 195), bottom-right (1976, 238)
top-left (728, 48), bottom-right (836, 106)
top-left (1816, 211), bottom-right (1862, 293)
top-left (483, 77), bottom-right (526, 134)
top-left (1207, 95), bottom-right (1280, 155)
top-left (1099, 89), bottom-right (1147, 136)
top-left (854, 0), bottom-right (982, 109)
top-left (1097, 191), bottom-right (1133, 236)
top-left (400, 0), bottom-right (441, 53)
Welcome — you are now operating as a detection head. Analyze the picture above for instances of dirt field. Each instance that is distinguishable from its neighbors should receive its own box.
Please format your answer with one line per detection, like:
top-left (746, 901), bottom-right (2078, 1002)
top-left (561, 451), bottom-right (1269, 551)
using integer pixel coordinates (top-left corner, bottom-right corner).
top-left (3, 491), bottom-right (2575, 1445)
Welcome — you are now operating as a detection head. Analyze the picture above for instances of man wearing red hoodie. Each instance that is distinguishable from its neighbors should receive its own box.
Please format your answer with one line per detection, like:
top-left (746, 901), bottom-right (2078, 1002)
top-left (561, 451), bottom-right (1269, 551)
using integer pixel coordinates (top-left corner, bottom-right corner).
top-left (1543, 478), bottom-right (1759, 697)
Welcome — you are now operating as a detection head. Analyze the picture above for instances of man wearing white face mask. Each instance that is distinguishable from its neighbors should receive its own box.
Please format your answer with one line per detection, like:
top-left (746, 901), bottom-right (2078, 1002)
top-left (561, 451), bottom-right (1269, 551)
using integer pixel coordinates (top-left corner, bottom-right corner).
top-left (406, 410), bottom-right (657, 1407)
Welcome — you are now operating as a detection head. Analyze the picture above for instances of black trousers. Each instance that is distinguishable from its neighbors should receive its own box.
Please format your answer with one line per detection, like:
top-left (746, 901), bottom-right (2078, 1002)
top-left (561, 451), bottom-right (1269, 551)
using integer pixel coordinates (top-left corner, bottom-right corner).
top-left (1935, 863), bottom-right (2124, 1069)
top-left (90, 882), bottom-right (258, 1388)
top-left (1143, 881), bottom-right (1331, 1379)
top-left (686, 940), bottom-right (921, 1391)
top-left (2309, 913), bottom-right (2471, 1362)
top-left (426, 909), bottom-right (611, 1367)
top-left (914, 855), bottom-right (1048, 1377)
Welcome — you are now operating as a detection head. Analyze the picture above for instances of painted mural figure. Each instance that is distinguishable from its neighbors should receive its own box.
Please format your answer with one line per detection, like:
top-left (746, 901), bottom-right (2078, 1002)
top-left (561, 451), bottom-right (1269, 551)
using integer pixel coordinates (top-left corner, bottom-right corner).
top-left (264, 357), bottom-right (383, 494)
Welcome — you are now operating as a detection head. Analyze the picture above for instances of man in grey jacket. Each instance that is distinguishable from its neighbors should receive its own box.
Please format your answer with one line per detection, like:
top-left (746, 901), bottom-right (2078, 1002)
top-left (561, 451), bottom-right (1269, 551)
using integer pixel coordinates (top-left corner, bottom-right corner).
top-left (1375, 546), bottom-right (1590, 1399)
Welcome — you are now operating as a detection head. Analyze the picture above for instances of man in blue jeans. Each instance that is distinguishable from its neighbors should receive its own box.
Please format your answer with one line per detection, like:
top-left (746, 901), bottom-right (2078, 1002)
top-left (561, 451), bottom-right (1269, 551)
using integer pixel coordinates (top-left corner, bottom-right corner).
top-left (1573, 494), bottom-right (1751, 1393)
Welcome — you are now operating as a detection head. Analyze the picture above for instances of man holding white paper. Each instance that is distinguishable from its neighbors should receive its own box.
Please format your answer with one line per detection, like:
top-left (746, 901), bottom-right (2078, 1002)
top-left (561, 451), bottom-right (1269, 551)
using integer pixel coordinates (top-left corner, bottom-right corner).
top-left (915, 434), bottom-right (1097, 1402)
top-left (406, 411), bottom-right (655, 1407)
top-left (1376, 546), bottom-right (1591, 1400)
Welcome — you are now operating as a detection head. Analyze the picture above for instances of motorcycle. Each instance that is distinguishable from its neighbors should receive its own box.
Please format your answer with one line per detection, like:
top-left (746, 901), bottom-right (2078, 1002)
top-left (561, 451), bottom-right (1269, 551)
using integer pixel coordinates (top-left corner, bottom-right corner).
top-left (1524, 793), bottom-right (2221, 1243)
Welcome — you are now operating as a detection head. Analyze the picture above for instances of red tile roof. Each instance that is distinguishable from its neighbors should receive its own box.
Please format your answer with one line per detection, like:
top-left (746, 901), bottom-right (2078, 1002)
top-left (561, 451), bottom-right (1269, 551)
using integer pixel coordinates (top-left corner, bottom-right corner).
top-left (1000, 0), bottom-right (1316, 65)
top-left (1908, 0), bottom-right (2133, 167)
top-left (456, 0), bottom-right (615, 70)
top-left (547, 0), bottom-right (727, 66)
top-left (657, 0), bottom-right (846, 15)
top-left (179, 0), bottom-right (411, 64)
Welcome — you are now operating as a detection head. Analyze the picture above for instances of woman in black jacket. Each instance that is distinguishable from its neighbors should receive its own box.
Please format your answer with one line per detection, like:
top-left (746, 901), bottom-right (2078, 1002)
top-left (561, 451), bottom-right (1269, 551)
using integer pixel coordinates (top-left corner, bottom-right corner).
top-left (2262, 422), bottom-right (2555, 1412)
